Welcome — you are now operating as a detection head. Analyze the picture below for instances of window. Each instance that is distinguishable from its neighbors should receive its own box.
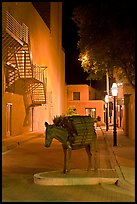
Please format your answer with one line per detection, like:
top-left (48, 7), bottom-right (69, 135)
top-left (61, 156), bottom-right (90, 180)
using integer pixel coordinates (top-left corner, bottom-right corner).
top-left (73, 92), bottom-right (80, 100)
top-left (85, 108), bottom-right (96, 118)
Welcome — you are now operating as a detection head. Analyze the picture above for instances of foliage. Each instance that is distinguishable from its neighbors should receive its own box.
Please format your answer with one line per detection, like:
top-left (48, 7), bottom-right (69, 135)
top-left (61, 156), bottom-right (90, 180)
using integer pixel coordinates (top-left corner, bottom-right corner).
top-left (53, 115), bottom-right (77, 144)
top-left (66, 105), bottom-right (78, 116)
top-left (72, 1), bottom-right (135, 88)
top-left (53, 115), bottom-right (70, 128)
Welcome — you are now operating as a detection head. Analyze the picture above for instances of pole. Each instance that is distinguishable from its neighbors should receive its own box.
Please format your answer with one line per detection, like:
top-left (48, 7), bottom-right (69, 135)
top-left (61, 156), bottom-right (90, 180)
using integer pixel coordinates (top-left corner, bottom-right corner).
top-left (32, 107), bottom-right (34, 132)
top-left (113, 96), bottom-right (117, 146)
top-left (106, 103), bottom-right (108, 131)
top-left (120, 105), bottom-right (122, 127)
top-left (106, 70), bottom-right (109, 127)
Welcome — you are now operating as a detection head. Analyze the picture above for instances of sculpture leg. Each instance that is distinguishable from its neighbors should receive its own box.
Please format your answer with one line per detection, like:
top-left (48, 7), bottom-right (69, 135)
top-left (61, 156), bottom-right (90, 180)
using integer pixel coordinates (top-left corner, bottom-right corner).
top-left (62, 146), bottom-right (67, 174)
top-left (92, 134), bottom-right (98, 171)
top-left (67, 145), bottom-right (72, 173)
top-left (85, 145), bottom-right (92, 171)
top-left (91, 133), bottom-right (99, 171)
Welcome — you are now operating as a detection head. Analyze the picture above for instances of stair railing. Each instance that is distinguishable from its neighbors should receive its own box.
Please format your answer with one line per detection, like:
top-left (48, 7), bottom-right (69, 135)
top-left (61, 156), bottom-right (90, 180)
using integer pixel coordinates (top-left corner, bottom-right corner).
top-left (4, 11), bottom-right (29, 45)
top-left (32, 64), bottom-right (47, 82)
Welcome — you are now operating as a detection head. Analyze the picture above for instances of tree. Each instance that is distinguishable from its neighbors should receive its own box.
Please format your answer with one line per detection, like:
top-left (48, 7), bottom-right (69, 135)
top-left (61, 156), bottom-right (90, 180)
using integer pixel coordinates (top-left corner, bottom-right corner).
top-left (72, 1), bottom-right (135, 88)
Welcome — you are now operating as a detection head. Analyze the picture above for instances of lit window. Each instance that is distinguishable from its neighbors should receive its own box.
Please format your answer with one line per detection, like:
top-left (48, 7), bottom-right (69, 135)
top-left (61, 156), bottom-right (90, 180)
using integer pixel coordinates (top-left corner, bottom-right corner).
top-left (85, 108), bottom-right (96, 118)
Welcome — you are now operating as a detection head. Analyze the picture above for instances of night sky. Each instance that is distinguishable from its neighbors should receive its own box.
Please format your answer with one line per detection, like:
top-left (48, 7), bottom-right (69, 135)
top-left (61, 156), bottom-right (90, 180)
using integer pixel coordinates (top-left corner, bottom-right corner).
top-left (62, 2), bottom-right (87, 83)
top-left (62, 0), bottom-right (135, 93)
top-left (62, 1), bottom-right (106, 92)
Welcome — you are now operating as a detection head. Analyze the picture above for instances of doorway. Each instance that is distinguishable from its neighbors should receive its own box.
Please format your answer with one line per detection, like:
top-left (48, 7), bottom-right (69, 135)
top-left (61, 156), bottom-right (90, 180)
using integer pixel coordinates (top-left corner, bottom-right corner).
top-left (6, 103), bottom-right (12, 137)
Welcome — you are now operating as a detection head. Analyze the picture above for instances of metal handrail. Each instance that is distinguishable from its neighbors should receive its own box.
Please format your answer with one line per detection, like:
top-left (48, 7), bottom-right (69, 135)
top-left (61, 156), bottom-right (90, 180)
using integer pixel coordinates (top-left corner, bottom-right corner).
top-left (5, 11), bottom-right (29, 44)
top-left (32, 65), bottom-right (47, 83)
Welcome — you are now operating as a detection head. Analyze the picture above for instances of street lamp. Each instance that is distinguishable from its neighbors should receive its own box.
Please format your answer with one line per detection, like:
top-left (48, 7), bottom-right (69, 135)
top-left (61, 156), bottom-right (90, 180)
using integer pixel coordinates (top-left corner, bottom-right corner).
top-left (112, 83), bottom-right (118, 146)
top-left (105, 94), bottom-right (109, 131)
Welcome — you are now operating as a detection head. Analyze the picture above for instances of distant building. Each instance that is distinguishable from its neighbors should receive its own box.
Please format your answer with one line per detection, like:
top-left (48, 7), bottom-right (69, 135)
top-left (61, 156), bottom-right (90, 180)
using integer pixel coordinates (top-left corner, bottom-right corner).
top-left (117, 80), bottom-right (135, 140)
top-left (66, 84), bottom-right (105, 122)
top-left (113, 70), bottom-right (135, 140)
top-left (2, 2), bottom-right (65, 138)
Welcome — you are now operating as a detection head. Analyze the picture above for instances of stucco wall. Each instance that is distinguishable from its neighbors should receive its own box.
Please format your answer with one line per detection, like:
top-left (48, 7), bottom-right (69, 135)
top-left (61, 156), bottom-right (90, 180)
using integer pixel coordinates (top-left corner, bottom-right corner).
top-left (67, 85), bottom-right (89, 101)
top-left (2, 92), bottom-right (26, 138)
top-left (67, 100), bottom-right (105, 121)
top-left (67, 84), bottom-right (100, 101)
top-left (67, 84), bottom-right (105, 121)
top-left (123, 79), bottom-right (135, 140)
top-left (128, 93), bottom-right (135, 139)
top-left (2, 2), bottom-right (65, 137)
top-left (113, 70), bottom-right (135, 140)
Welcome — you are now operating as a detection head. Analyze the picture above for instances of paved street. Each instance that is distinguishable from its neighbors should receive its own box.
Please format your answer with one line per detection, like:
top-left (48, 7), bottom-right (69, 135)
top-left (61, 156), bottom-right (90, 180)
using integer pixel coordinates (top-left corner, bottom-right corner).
top-left (2, 128), bottom-right (135, 202)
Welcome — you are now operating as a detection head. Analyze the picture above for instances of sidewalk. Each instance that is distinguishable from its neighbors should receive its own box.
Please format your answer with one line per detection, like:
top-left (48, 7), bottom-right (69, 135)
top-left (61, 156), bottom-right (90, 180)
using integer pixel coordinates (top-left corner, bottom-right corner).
top-left (2, 127), bottom-right (135, 202)
top-left (100, 126), bottom-right (135, 190)
top-left (2, 127), bottom-right (135, 187)
top-left (2, 131), bottom-right (44, 153)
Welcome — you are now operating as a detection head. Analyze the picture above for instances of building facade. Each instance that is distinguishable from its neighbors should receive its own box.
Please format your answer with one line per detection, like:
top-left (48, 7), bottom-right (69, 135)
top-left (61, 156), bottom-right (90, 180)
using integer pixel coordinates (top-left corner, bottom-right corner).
top-left (66, 84), bottom-right (105, 122)
top-left (113, 72), bottom-right (135, 140)
top-left (122, 80), bottom-right (135, 140)
top-left (2, 2), bottom-right (65, 138)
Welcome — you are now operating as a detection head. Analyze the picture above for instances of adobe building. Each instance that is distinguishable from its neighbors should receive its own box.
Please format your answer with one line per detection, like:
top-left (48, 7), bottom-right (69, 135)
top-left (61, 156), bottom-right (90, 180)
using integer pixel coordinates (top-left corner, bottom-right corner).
top-left (66, 84), bottom-right (105, 122)
top-left (113, 71), bottom-right (135, 140)
top-left (2, 2), bottom-right (66, 138)
top-left (122, 80), bottom-right (135, 140)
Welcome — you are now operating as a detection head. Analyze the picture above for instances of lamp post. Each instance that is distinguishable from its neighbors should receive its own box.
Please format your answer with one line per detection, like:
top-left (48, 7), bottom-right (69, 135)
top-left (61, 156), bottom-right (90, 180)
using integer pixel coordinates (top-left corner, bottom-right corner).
top-left (112, 83), bottom-right (118, 146)
top-left (105, 94), bottom-right (109, 131)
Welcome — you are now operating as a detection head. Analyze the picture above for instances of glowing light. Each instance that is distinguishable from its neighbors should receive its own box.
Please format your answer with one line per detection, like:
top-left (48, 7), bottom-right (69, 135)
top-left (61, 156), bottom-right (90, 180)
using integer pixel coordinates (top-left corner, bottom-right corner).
top-left (105, 95), bottom-right (109, 103)
top-left (112, 83), bottom-right (118, 96)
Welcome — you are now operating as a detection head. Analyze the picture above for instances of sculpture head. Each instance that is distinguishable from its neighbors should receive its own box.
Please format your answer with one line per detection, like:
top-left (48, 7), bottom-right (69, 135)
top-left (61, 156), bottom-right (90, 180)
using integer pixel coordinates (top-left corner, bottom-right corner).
top-left (44, 122), bottom-right (54, 147)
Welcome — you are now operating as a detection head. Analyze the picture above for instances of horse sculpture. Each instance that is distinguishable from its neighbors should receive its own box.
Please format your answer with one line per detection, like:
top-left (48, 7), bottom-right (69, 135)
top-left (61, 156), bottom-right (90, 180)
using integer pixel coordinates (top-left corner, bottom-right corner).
top-left (44, 116), bottom-right (97, 174)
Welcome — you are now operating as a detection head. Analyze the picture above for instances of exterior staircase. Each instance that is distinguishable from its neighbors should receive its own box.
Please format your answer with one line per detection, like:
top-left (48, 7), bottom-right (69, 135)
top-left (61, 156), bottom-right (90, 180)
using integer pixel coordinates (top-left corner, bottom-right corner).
top-left (2, 10), bottom-right (47, 109)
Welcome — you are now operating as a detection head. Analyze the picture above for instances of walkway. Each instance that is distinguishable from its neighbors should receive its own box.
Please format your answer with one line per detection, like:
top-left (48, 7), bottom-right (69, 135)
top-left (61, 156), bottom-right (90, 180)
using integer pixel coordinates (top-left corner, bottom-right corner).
top-left (2, 127), bottom-right (135, 202)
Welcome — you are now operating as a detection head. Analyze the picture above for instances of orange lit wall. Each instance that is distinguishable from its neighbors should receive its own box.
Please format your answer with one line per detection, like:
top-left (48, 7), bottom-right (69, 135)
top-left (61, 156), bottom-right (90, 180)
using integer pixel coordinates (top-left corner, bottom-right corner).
top-left (67, 100), bottom-right (105, 121)
top-left (114, 72), bottom-right (135, 140)
top-left (67, 84), bottom-right (105, 121)
top-left (2, 2), bottom-right (65, 138)
top-left (123, 79), bottom-right (135, 140)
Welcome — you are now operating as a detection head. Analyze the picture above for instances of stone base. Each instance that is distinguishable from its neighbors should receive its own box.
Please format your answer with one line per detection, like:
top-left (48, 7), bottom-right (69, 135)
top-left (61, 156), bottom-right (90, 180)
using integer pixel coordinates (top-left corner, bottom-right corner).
top-left (34, 169), bottom-right (119, 186)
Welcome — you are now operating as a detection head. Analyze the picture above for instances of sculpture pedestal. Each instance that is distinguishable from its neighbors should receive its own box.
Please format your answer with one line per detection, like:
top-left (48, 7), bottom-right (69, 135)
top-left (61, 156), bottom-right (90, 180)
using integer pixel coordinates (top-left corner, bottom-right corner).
top-left (34, 169), bottom-right (118, 186)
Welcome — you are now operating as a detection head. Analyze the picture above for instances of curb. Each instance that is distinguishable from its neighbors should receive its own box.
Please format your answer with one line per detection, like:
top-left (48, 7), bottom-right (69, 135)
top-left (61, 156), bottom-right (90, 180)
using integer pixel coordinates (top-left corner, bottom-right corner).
top-left (34, 169), bottom-right (118, 186)
top-left (2, 132), bottom-right (44, 154)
